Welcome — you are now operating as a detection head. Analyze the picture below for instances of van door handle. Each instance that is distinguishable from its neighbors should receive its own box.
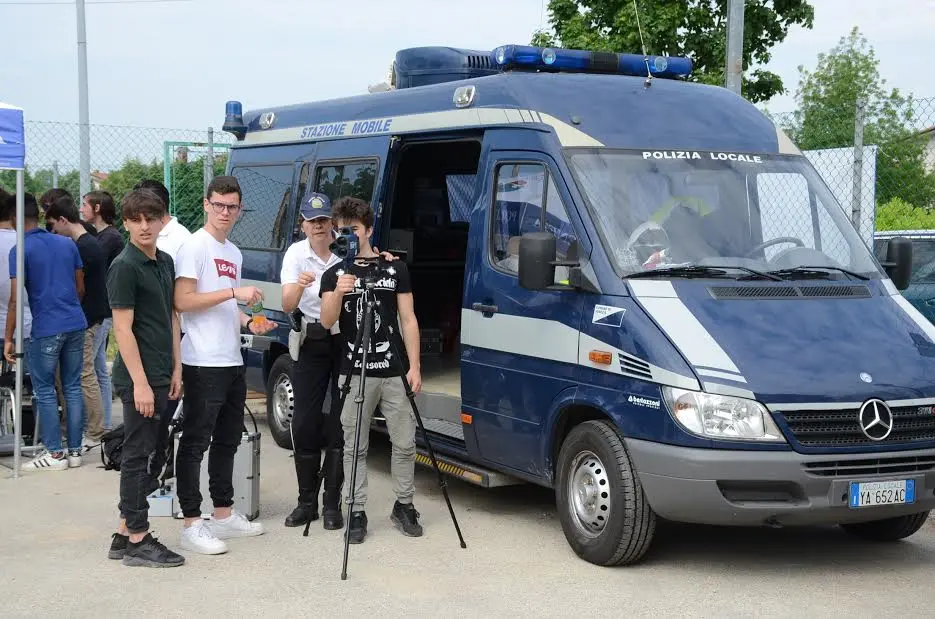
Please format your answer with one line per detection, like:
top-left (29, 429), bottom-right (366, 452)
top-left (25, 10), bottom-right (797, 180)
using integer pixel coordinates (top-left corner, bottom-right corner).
top-left (926, 299), bottom-right (935, 307)
top-left (472, 302), bottom-right (499, 315)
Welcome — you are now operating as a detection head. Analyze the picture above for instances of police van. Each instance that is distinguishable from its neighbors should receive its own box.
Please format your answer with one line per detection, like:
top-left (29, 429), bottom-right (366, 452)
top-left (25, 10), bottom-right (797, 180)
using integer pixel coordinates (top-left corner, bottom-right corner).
top-left (220, 44), bottom-right (935, 567)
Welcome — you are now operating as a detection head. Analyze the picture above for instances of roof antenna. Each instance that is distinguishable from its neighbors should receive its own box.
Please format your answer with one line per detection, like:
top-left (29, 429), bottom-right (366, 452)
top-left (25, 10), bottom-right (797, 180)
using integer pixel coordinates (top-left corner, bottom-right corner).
top-left (632, 0), bottom-right (653, 88)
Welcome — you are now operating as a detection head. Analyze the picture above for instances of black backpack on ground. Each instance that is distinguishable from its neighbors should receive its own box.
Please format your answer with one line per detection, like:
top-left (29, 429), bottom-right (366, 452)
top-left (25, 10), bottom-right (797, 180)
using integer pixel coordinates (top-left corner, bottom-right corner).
top-left (100, 424), bottom-right (125, 471)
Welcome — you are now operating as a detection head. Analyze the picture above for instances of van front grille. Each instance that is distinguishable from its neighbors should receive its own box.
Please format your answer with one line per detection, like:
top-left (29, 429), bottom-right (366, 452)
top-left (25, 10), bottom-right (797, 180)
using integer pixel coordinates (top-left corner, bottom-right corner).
top-left (776, 405), bottom-right (935, 448)
top-left (804, 455), bottom-right (935, 477)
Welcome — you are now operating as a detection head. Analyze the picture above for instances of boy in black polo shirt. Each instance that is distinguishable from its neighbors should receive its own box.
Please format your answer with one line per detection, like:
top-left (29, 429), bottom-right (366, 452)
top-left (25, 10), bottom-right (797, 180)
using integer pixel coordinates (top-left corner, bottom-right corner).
top-left (106, 189), bottom-right (184, 567)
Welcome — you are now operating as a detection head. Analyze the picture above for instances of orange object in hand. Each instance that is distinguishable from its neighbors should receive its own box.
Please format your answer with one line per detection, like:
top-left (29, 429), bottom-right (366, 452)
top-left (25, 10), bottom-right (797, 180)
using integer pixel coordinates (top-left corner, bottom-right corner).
top-left (250, 301), bottom-right (268, 329)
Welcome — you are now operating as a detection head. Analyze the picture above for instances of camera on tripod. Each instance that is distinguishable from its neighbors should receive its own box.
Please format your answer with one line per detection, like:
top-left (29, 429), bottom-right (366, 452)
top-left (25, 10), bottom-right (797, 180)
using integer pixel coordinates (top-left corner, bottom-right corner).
top-left (329, 226), bottom-right (359, 266)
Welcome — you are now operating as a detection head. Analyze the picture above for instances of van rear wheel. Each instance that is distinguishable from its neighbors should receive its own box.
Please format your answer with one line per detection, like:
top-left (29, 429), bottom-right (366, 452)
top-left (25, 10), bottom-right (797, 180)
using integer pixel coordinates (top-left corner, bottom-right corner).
top-left (840, 512), bottom-right (930, 542)
top-left (555, 419), bottom-right (656, 566)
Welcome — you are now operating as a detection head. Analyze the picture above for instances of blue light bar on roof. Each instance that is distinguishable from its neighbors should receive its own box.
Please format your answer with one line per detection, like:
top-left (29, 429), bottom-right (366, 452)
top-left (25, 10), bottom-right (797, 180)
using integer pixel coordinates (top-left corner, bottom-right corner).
top-left (492, 44), bottom-right (692, 79)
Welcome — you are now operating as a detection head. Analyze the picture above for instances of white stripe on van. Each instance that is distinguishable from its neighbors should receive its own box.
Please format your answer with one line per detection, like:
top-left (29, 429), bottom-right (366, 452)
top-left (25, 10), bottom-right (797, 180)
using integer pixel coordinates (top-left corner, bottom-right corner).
top-left (775, 126), bottom-right (802, 156)
top-left (702, 382), bottom-right (756, 400)
top-left (891, 293), bottom-right (935, 344)
top-left (238, 107), bottom-right (604, 148)
top-left (629, 280), bottom-right (742, 374)
top-left (461, 309), bottom-right (700, 390)
top-left (696, 368), bottom-right (747, 383)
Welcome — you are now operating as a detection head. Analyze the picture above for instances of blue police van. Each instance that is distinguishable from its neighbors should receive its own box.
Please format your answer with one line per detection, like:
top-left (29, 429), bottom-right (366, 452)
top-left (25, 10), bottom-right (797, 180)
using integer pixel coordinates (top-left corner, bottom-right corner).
top-left (220, 44), bottom-right (935, 567)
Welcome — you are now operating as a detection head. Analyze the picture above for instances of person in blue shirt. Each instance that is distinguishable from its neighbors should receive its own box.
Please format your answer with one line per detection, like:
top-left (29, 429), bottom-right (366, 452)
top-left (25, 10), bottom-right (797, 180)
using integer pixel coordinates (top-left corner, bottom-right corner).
top-left (4, 197), bottom-right (88, 471)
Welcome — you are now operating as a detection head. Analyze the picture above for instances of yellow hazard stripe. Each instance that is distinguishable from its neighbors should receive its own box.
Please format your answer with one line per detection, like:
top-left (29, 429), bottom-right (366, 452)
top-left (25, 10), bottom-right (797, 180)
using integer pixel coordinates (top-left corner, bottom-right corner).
top-left (415, 453), bottom-right (484, 484)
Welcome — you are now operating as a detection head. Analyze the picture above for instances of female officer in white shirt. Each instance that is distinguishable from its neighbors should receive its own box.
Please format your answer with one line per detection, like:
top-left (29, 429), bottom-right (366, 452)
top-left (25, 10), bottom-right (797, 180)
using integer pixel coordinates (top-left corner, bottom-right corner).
top-left (280, 193), bottom-right (345, 530)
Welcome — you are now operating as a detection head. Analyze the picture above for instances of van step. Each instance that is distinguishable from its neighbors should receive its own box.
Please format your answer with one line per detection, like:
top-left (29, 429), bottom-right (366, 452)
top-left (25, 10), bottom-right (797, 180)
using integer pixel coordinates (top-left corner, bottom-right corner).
top-left (371, 416), bottom-right (523, 488)
top-left (420, 417), bottom-right (464, 441)
top-left (413, 448), bottom-right (523, 488)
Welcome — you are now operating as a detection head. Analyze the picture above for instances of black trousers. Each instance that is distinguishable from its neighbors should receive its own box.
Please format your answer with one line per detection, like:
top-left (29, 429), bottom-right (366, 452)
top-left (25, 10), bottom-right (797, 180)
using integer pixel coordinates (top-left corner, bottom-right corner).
top-left (117, 385), bottom-right (171, 534)
top-left (176, 364), bottom-right (246, 519)
top-left (291, 325), bottom-right (343, 456)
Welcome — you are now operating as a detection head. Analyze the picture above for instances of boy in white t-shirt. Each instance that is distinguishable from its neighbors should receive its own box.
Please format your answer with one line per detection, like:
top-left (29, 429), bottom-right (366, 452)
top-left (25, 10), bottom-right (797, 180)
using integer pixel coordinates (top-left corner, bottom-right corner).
top-left (172, 175), bottom-right (275, 556)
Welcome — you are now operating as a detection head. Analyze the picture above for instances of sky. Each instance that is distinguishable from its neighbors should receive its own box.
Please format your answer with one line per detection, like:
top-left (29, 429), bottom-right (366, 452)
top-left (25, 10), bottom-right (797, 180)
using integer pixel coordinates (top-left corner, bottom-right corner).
top-left (1, 0), bottom-right (933, 132)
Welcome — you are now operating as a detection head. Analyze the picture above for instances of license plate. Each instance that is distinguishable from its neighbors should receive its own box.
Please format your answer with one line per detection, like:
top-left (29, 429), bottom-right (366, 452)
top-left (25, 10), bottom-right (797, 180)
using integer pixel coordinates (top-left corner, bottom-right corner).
top-left (848, 479), bottom-right (916, 508)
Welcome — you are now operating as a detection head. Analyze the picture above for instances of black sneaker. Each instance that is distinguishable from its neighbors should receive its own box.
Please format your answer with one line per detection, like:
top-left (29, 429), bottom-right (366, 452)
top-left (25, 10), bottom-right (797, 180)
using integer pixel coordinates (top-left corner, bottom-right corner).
top-left (108, 532), bottom-right (128, 560)
top-left (347, 511), bottom-right (368, 544)
top-left (390, 501), bottom-right (423, 537)
top-left (121, 533), bottom-right (185, 568)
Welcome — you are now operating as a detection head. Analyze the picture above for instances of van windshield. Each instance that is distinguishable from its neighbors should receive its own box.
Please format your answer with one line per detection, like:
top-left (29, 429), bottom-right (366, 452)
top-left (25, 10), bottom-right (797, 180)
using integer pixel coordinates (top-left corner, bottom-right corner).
top-left (567, 149), bottom-right (883, 280)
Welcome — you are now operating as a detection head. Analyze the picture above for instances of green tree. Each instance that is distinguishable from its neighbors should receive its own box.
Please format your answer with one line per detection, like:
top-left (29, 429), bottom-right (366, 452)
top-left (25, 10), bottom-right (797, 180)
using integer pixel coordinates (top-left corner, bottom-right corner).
top-left (100, 158), bottom-right (163, 203)
top-left (784, 27), bottom-right (935, 208)
top-left (0, 167), bottom-right (79, 200)
top-left (530, 0), bottom-right (814, 103)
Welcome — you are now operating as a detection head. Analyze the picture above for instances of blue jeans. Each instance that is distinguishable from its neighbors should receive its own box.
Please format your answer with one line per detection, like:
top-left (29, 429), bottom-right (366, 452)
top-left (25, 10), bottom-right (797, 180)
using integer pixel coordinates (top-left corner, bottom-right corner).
top-left (30, 330), bottom-right (85, 454)
top-left (92, 317), bottom-right (113, 430)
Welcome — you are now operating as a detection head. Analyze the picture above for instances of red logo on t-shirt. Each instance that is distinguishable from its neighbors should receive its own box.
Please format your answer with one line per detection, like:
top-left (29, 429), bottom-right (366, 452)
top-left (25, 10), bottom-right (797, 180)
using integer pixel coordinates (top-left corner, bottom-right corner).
top-left (214, 258), bottom-right (238, 279)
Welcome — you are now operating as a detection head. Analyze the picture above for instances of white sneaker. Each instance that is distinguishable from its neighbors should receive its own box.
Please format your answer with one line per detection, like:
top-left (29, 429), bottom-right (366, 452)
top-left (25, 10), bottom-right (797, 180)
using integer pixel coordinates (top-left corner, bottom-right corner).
top-left (180, 519), bottom-right (228, 555)
top-left (67, 450), bottom-right (82, 468)
top-left (21, 450), bottom-right (68, 472)
top-left (206, 510), bottom-right (265, 540)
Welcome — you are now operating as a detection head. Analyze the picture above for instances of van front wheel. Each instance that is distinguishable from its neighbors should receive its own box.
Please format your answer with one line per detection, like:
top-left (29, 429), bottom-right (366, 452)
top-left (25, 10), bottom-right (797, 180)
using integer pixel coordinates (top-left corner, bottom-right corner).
top-left (840, 512), bottom-right (930, 542)
top-left (555, 419), bottom-right (656, 566)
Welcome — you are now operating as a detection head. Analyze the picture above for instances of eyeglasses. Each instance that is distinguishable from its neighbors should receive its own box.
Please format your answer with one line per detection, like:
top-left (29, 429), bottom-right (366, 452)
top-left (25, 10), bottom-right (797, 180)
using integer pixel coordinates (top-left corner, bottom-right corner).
top-left (208, 200), bottom-right (242, 214)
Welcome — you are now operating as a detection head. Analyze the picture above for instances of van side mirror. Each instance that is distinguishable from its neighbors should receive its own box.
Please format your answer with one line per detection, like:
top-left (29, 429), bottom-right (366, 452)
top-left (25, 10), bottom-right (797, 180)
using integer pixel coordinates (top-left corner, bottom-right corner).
top-left (518, 232), bottom-right (590, 291)
top-left (518, 232), bottom-right (556, 290)
top-left (881, 236), bottom-right (913, 291)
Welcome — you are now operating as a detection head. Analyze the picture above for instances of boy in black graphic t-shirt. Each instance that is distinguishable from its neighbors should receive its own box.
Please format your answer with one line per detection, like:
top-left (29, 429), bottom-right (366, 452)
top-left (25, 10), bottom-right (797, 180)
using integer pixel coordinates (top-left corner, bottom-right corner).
top-left (320, 196), bottom-right (422, 544)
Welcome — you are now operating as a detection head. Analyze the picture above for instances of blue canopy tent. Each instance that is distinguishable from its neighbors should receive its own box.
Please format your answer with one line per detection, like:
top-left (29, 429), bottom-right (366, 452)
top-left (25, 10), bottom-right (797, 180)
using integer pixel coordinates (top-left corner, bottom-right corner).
top-left (0, 102), bottom-right (28, 478)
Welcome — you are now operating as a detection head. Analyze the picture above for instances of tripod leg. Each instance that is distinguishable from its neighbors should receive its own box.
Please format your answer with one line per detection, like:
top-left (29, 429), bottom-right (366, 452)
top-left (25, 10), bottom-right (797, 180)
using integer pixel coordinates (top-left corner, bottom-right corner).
top-left (387, 339), bottom-right (467, 549)
top-left (303, 319), bottom-right (366, 538)
top-left (341, 289), bottom-right (375, 581)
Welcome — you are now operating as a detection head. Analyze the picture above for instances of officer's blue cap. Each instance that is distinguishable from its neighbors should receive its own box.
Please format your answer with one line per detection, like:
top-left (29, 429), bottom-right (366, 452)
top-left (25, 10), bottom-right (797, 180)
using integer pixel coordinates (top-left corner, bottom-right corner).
top-left (300, 192), bottom-right (332, 220)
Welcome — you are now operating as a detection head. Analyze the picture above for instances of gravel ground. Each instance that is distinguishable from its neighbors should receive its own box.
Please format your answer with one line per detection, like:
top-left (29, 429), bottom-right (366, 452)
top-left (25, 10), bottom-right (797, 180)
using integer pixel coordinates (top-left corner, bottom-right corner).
top-left (2, 400), bottom-right (933, 618)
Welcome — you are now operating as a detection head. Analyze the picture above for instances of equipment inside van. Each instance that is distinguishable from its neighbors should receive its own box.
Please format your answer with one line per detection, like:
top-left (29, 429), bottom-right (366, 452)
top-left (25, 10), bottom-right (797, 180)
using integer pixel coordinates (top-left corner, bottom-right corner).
top-left (222, 43), bottom-right (934, 567)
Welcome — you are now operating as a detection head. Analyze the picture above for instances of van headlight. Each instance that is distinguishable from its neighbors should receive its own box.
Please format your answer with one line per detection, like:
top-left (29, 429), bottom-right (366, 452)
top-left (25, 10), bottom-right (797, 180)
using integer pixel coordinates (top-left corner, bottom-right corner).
top-left (662, 387), bottom-right (786, 442)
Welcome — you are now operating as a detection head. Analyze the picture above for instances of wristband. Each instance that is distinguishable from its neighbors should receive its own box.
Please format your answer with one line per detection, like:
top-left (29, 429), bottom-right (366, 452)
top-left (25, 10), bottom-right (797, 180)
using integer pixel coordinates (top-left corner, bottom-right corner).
top-left (231, 288), bottom-right (235, 300)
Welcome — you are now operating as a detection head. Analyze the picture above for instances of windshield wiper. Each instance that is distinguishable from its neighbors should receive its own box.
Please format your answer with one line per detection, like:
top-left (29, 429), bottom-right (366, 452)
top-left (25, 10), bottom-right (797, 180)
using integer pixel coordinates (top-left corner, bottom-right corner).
top-left (767, 265), bottom-right (870, 281)
top-left (625, 265), bottom-right (782, 281)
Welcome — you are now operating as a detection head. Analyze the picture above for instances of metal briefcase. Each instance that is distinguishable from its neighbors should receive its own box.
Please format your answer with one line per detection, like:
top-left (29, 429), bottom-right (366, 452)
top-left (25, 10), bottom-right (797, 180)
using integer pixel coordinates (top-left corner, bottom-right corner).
top-left (171, 429), bottom-right (262, 521)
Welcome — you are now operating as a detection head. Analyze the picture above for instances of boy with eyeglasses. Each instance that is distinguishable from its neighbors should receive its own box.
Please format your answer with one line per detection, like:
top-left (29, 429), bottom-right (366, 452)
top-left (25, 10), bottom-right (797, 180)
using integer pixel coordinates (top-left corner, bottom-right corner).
top-left (173, 176), bottom-right (275, 555)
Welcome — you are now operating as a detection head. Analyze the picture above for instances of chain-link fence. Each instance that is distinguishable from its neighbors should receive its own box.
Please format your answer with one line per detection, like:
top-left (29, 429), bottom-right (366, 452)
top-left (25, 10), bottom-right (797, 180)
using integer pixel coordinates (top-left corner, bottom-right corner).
top-left (0, 121), bottom-right (234, 233)
top-left (164, 137), bottom-right (231, 231)
top-left (767, 96), bottom-right (935, 233)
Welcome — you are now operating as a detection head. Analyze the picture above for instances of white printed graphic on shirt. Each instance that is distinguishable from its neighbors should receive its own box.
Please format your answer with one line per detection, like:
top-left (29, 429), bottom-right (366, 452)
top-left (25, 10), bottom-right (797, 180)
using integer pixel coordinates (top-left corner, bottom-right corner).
top-left (340, 265), bottom-right (400, 372)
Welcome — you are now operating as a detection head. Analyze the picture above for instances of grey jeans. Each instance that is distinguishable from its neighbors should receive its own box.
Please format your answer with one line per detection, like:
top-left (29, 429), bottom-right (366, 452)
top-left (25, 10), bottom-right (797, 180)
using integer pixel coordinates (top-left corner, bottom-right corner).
top-left (339, 374), bottom-right (415, 512)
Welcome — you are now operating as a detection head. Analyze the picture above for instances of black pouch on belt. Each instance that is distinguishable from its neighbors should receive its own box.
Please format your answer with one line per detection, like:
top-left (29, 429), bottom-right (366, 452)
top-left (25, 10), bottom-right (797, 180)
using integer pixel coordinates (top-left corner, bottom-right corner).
top-left (305, 321), bottom-right (329, 341)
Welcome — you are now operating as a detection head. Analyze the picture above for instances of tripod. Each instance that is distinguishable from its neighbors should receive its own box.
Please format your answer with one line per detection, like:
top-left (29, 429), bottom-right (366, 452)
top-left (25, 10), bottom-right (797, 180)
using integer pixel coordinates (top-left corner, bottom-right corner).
top-left (335, 276), bottom-right (466, 580)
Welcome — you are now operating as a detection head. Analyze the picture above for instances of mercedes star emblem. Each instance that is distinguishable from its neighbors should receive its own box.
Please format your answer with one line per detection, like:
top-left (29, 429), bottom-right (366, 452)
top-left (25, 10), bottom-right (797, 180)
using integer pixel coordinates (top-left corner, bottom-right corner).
top-left (859, 372), bottom-right (873, 383)
top-left (858, 399), bottom-right (894, 441)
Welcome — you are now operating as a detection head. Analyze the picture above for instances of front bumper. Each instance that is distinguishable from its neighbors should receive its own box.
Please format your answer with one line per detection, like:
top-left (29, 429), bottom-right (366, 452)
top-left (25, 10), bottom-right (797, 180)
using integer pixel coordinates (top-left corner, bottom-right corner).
top-left (626, 438), bottom-right (935, 526)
